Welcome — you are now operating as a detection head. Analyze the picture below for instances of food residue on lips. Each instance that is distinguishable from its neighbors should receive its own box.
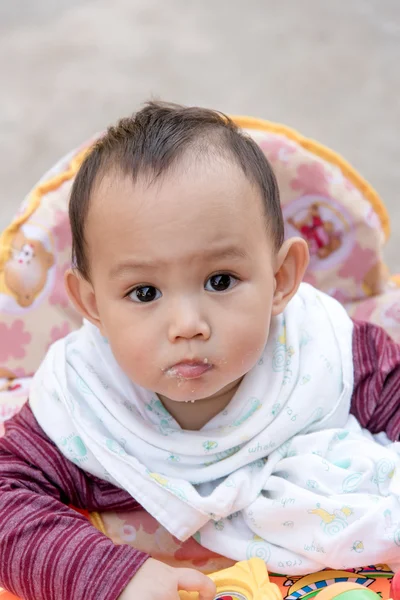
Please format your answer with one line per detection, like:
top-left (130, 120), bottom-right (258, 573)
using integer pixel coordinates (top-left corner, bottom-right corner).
top-left (164, 358), bottom-right (210, 379)
top-left (164, 366), bottom-right (177, 378)
top-left (163, 366), bottom-right (190, 384)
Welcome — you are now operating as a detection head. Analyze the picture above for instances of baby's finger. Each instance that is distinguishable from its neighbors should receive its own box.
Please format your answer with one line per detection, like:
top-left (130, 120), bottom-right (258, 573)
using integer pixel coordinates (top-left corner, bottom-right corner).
top-left (177, 568), bottom-right (216, 600)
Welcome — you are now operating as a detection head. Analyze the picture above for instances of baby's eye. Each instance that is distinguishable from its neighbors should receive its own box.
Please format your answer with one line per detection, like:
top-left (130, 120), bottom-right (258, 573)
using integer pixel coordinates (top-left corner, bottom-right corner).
top-left (205, 273), bottom-right (238, 292)
top-left (128, 285), bottom-right (162, 303)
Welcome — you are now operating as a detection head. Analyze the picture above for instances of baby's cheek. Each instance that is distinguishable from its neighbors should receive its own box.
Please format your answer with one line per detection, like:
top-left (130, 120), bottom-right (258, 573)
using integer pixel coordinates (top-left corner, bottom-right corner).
top-left (109, 331), bottom-right (152, 383)
top-left (225, 314), bottom-right (269, 372)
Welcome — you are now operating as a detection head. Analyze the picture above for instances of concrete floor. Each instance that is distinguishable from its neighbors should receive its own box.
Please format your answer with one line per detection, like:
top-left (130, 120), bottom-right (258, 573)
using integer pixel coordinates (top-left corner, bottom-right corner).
top-left (1, 0), bottom-right (399, 269)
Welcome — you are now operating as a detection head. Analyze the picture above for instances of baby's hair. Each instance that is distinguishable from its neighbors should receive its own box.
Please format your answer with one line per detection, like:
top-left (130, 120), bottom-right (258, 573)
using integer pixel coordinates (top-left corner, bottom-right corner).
top-left (69, 101), bottom-right (284, 278)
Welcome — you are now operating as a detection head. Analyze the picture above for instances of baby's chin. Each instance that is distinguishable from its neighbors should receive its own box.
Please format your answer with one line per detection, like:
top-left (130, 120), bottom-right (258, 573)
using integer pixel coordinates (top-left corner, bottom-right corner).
top-left (159, 386), bottom-right (220, 404)
top-left (158, 375), bottom-right (243, 404)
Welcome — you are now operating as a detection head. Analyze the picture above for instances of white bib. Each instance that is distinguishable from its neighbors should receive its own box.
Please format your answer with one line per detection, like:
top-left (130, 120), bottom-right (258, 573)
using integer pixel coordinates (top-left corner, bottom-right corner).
top-left (30, 284), bottom-right (400, 574)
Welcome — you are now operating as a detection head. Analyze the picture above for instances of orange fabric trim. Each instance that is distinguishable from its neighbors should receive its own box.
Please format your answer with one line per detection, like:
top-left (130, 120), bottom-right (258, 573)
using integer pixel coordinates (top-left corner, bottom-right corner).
top-left (89, 510), bottom-right (107, 535)
top-left (0, 147), bottom-right (89, 269)
top-left (232, 116), bottom-right (390, 241)
top-left (391, 275), bottom-right (400, 287)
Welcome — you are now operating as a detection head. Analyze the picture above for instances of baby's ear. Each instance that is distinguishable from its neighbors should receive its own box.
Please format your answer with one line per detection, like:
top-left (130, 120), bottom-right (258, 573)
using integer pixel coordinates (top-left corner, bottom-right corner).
top-left (272, 237), bottom-right (309, 316)
top-left (65, 269), bottom-right (103, 330)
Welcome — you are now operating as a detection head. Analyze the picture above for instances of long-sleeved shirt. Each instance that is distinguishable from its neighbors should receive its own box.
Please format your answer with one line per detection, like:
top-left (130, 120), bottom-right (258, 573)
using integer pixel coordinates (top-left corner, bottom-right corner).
top-left (0, 320), bottom-right (399, 600)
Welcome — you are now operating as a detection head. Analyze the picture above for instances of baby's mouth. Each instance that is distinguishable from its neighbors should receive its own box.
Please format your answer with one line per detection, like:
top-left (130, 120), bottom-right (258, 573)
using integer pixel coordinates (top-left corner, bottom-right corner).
top-left (165, 359), bottom-right (212, 380)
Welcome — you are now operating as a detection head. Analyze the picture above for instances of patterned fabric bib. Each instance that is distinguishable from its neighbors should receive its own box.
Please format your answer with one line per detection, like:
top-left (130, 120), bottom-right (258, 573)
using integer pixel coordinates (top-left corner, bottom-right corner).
top-left (30, 284), bottom-right (400, 574)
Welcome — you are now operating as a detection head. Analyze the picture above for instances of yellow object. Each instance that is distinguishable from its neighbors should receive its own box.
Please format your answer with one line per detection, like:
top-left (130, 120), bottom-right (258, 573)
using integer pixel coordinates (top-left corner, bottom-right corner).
top-left (178, 558), bottom-right (282, 600)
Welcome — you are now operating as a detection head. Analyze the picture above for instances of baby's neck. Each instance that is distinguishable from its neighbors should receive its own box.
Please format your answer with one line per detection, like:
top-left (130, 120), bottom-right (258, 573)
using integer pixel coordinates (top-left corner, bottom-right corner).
top-left (159, 378), bottom-right (242, 430)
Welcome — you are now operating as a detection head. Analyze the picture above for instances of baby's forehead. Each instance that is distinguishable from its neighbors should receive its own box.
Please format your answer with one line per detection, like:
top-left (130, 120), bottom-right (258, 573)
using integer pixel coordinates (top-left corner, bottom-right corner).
top-left (90, 155), bottom-right (260, 217)
top-left (85, 161), bottom-right (268, 257)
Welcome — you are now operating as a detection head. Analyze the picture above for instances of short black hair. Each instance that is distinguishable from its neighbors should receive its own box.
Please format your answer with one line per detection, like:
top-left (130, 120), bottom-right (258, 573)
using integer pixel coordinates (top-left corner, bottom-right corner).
top-left (69, 101), bottom-right (284, 278)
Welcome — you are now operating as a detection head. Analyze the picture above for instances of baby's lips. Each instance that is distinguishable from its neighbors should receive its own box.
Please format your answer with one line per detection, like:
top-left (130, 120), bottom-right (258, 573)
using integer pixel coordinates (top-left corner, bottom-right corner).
top-left (166, 361), bottom-right (212, 380)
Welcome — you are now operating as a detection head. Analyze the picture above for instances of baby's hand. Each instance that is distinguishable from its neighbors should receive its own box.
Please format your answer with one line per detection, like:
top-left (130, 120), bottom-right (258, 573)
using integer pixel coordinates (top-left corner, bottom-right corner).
top-left (118, 557), bottom-right (216, 600)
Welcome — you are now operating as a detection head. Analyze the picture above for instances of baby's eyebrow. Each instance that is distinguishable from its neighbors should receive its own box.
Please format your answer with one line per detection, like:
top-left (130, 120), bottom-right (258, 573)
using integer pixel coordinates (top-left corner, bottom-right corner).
top-left (202, 245), bottom-right (249, 262)
top-left (109, 245), bottom-right (248, 279)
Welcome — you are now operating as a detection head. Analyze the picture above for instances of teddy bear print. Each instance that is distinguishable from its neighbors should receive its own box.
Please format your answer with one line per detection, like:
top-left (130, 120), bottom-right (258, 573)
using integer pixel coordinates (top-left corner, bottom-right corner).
top-left (0, 367), bottom-right (22, 392)
top-left (2, 229), bottom-right (54, 307)
top-left (287, 203), bottom-right (342, 260)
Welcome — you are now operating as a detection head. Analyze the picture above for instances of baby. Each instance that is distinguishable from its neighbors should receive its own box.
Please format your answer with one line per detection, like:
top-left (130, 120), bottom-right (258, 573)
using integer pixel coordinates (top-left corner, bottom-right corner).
top-left (0, 102), bottom-right (399, 600)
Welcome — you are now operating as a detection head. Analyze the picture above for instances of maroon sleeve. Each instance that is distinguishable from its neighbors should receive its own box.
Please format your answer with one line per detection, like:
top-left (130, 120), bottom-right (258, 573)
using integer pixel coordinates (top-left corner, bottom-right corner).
top-left (351, 319), bottom-right (400, 441)
top-left (0, 403), bottom-right (149, 600)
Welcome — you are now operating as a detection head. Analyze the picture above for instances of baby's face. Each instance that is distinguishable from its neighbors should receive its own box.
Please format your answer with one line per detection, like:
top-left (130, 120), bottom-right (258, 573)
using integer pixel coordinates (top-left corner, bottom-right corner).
top-left (85, 159), bottom-right (278, 405)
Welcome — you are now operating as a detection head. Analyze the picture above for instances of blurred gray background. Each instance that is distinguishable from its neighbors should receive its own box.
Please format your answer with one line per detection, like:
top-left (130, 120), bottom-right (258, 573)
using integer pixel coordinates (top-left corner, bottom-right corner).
top-left (1, 0), bottom-right (399, 269)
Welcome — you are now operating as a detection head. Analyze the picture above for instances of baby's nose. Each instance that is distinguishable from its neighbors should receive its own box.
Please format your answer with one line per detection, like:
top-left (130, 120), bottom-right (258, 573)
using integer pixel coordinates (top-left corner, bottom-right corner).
top-left (168, 305), bottom-right (211, 342)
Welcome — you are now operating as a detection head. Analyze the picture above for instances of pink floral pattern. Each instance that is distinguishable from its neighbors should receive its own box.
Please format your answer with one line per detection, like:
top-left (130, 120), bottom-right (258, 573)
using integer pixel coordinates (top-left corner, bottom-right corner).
top-left (12, 367), bottom-right (28, 378)
top-left (384, 301), bottom-right (400, 324)
top-left (49, 322), bottom-right (71, 346)
top-left (350, 298), bottom-right (377, 323)
top-left (290, 162), bottom-right (330, 196)
top-left (260, 136), bottom-right (296, 163)
top-left (53, 210), bottom-right (72, 252)
top-left (328, 288), bottom-right (352, 305)
top-left (345, 291), bottom-right (400, 344)
top-left (0, 320), bottom-right (31, 362)
top-left (338, 243), bottom-right (376, 283)
top-left (49, 262), bottom-right (70, 308)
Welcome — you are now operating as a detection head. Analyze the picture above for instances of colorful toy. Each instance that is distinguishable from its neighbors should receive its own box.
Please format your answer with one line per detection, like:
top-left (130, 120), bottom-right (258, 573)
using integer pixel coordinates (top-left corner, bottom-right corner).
top-left (179, 558), bottom-right (282, 599)
top-left (178, 560), bottom-right (396, 600)
top-left (315, 581), bottom-right (392, 600)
